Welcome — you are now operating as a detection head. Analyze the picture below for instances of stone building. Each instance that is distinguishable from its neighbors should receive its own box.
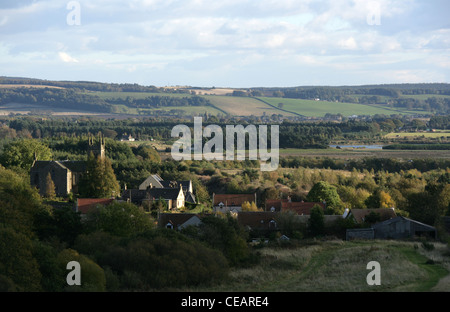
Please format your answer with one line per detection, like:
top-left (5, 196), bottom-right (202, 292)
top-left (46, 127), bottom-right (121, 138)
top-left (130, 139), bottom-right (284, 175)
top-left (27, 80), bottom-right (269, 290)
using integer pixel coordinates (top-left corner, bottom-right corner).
top-left (30, 136), bottom-right (105, 197)
top-left (30, 160), bottom-right (86, 197)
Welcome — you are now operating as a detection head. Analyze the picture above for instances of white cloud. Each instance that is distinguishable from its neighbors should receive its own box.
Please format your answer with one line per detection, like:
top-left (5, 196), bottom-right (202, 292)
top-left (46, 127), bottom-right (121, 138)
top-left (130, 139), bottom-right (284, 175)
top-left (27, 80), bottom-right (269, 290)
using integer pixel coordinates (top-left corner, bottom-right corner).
top-left (338, 37), bottom-right (358, 50)
top-left (58, 51), bottom-right (79, 63)
top-left (0, 0), bottom-right (448, 86)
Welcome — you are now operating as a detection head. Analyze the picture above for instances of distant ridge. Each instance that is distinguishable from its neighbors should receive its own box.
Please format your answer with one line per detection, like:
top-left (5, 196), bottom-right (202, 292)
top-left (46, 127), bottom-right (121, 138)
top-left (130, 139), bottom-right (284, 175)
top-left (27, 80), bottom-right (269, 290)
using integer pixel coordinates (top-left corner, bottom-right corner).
top-left (1, 76), bottom-right (448, 117)
top-left (1, 76), bottom-right (449, 91)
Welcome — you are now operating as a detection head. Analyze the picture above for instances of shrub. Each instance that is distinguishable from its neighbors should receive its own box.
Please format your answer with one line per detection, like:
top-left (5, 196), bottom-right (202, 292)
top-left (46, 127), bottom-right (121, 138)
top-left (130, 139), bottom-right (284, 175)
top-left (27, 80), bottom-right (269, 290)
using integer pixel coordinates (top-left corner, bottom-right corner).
top-left (82, 229), bottom-right (229, 290)
top-left (421, 241), bottom-right (435, 251)
top-left (57, 249), bottom-right (106, 292)
top-left (308, 204), bottom-right (325, 237)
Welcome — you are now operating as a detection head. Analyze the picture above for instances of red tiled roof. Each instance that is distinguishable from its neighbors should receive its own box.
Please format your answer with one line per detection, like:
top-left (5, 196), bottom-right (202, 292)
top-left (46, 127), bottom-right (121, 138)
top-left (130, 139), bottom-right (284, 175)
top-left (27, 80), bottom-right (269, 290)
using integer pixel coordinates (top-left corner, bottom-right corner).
top-left (213, 193), bottom-right (255, 206)
top-left (237, 211), bottom-right (278, 230)
top-left (158, 213), bottom-right (202, 229)
top-left (265, 199), bottom-right (288, 211)
top-left (281, 201), bottom-right (325, 215)
top-left (349, 208), bottom-right (397, 224)
top-left (76, 198), bottom-right (114, 214)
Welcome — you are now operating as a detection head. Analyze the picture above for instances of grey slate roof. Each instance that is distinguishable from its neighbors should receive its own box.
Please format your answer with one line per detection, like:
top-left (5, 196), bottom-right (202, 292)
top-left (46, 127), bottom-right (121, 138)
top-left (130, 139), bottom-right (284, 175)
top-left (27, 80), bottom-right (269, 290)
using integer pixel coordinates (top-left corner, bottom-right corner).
top-left (160, 180), bottom-right (191, 191)
top-left (185, 191), bottom-right (196, 204)
top-left (148, 187), bottom-right (182, 200)
top-left (30, 160), bottom-right (86, 173)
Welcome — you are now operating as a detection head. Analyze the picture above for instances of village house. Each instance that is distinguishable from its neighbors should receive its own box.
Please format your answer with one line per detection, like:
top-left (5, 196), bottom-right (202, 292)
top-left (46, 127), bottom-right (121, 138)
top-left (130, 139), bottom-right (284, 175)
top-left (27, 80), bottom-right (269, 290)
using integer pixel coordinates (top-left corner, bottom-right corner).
top-left (138, 174), bottom-right (196, 204)
top-left (265, 198), bottom-right (326, 214)
top-left (74, 198), bottom-right (115, 214)
top-left (138, 174), bottom-right (165, 189)
top-left (123, 183), bottom-right (185, 210)
top-left (120, 134), bottom-right (135, 141)
top-left (345, 208), bottom-right (397, 224)
top-left (237, 211), bottom-right (278, 232)
top-left (265, 199), bottom-right (285, 212)
top-left (158, 213), bottom-right (203, 230)
top-left (212, 193), bottom-right (257, 213)
top-left (282, 201), bottom-right (325, 215)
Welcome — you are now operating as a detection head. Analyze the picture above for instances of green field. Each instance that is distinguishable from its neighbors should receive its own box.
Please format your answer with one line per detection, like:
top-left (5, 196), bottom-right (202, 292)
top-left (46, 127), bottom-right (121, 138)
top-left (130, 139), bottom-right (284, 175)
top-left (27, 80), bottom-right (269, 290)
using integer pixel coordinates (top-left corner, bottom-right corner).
top-left (257, 97), bottom-right (429, 117)
top-left (89, 91), bottom-right (280, 116)
top-left (205, 95), bottom-right (295, 117)
top-left (385, 131), bottom-right (450, 139)
top-left (279, 147), bottom-right (450, 160)
top-left (186, 240), bottom-right (450, 292)
top-left (87, 91), bottom-right (437, 117)
top-left (400, 94), bottom-right (450, 101)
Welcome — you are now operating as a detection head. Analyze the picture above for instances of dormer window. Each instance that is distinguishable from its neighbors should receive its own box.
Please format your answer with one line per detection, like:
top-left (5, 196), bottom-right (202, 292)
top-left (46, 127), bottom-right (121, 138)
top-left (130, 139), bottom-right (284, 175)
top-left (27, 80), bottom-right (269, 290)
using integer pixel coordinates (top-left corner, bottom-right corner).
top-left (269, 220), bottom-right (277, 228)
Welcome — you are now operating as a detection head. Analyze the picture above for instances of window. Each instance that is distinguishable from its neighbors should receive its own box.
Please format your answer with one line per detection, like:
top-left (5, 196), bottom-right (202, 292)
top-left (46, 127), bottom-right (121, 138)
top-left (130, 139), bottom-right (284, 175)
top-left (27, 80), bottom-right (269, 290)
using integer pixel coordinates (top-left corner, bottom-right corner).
top-left (269, 220), bottom-right (277, 229)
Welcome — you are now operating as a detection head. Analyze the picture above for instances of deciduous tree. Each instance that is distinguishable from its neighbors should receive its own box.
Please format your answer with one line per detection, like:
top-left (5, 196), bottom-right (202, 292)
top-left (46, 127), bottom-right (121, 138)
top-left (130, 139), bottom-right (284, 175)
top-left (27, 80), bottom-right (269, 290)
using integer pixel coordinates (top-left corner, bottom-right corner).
top-left (307, 181), bottom-right (344, 214)
top-left (0, 139), bottom-right (52, 171)
top-left (85, 201), bottom-right (154, 237)
top-left (241, 201), bottom-right (259, 211)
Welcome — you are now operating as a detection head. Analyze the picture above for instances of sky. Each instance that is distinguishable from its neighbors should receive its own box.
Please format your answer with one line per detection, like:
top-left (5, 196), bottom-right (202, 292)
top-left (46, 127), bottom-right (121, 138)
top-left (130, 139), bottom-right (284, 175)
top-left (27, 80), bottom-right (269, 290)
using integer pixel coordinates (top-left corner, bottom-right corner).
top-left (0, 0), bottom-right (449, 88)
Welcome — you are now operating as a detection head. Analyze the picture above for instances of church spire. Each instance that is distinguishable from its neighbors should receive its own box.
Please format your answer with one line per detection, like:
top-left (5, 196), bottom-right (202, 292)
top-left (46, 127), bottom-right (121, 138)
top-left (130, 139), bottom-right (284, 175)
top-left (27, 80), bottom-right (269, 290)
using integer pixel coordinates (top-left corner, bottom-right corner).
top-left (88, 133), bottom-right (105, 159)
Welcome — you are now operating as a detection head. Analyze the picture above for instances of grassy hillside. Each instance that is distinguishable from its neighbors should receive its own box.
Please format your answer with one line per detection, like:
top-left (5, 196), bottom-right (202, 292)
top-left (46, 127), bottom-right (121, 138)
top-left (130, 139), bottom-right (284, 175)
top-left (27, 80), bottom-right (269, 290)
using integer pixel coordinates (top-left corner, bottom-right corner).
top-left (1, 77), bottom-right (447, 117)
top-left (92, 91), bottom-right (431, 118)
top-left (91, 89), bottom-right (431, 117)
top-left (187, 240), bottom-right (450, 292)
top-left (93, 91), bottom-right (295, 117)
top-left (205, 95), bottom-right (294, 117)
top-left (257, 97), bottom-right (430, 117)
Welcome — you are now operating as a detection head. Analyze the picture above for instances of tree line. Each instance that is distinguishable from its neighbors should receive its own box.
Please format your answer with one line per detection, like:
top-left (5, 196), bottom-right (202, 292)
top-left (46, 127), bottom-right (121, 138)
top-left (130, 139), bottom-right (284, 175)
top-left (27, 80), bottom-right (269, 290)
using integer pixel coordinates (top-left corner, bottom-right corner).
top-left (0, 88), bottom-right (112, 113)
top-left (0, 88), bottom-right (214, 115)
top-left (264, 83), bottom-right (450, 98)
top-left (0, 77), bottom-right (161, 93)
top-left (429, 115), bottom-right (450, 129)
top-left (106, 95), bottom-right (212, 109)
top-left (1, 116), bottom-right (449, 151)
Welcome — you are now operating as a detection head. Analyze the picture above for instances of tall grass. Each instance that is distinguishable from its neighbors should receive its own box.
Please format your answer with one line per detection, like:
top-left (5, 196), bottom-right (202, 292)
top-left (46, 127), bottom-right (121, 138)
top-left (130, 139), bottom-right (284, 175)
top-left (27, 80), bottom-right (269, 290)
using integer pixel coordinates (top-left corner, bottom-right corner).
top-left (187, 240), bottom-right (449, 292)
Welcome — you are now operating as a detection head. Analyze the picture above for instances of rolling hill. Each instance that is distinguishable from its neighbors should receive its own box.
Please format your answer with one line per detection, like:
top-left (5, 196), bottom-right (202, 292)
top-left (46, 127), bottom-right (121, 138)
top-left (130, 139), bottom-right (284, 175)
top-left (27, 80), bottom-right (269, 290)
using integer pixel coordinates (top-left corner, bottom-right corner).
top-left (0, 77), bottom-right (448, 118)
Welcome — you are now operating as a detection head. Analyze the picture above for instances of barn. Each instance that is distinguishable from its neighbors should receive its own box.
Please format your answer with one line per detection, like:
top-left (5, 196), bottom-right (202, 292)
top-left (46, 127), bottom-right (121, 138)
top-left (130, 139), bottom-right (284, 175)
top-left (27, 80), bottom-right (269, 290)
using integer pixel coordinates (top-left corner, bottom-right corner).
top-left (371, 216), bottom-right (437, 240)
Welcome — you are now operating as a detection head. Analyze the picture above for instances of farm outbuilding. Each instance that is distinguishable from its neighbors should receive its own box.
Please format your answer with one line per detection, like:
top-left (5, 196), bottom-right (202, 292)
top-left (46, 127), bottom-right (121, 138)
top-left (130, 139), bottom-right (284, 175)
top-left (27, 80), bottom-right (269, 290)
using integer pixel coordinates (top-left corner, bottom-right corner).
top-left (371, 216), bottom-right (437, 240)
top-left (346, 228), bottom-right (375, 240)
